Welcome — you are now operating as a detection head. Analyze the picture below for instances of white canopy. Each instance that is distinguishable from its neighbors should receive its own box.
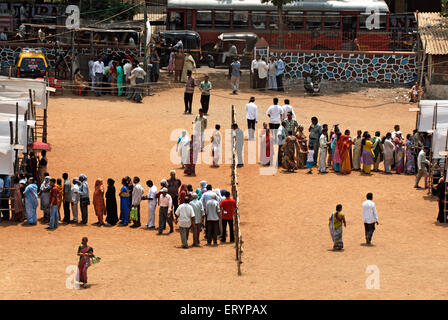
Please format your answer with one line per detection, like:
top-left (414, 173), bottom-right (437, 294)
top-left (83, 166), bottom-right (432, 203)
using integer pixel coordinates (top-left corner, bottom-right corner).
top-left (417, 100), bottom-right (448, 132)
top-left (0, 76), bottom-right (47, 109)
top-left (0, 142), bottom-right (15, 175)
top-left (432, 128), bottom-right (448, 160)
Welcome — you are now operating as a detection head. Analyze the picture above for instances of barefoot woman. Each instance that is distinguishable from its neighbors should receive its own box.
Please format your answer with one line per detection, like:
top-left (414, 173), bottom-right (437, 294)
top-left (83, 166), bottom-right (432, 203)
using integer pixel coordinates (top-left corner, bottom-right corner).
top-left (77, 237), bottom-right (93, 288)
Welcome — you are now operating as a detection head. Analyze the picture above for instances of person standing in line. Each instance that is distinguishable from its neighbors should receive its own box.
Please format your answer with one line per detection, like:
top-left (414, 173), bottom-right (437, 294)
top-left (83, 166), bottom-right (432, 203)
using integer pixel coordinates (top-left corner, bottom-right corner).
top-left (276, 55), bottom-right (285, 92)
top-left (56, 179), bottom-right (63, 221)
top-left (319, 127), bottom-right (329, 174)
top-left (251, 55), bottom-right (260, 89)
top-left (93, 57), bottom-right (104, 97)
top-left (167, 170), bottom-right (181, 214)
top-left (123, 59), bottom-right (132, 95)
top-left (40, 176), bottom-right (51, 223)
top-left (372, 131), bottom-right (383, 172)
top-left (24, 177), bottom-right (38, 225)
top-left (78, 174), bottom-right (90, 225)
top-left (157, 187), bottom-right (173, 235)
top-left (142, 180), bottom-right (157, 229)
top-left (231, 123), bottom-right (245, 167)
top-left (205, 193), bottom-right (221, 246)
top-left (93, 179), bottom-right (106, 226)
top-left (282, 99), bottom-right (296, 121)
top-left (266, 97), bottom-right (283, 133)
top-left (46, 178), bottom-right (59, 230)
top-left (352, 130), bottom-right (363, 171)
top-left (277, 121), bottom-right (287, 168)
top-left (338, 130), bottom-right (353, 174)
top-left (130, 176), bottom-right (144, 228)
top-left (219, 191), bottom-right (236, 243)
top-left (257, 57), bottom-right (268, 90)
top-left (119, 178), bottom-right (130, 226)
top-left (184, 134), bottom-right (200, 176)
top-left (361, 133), bottom-right (375, 174)
top-left (190, 192), bottom-right (205, 246)
top-left (308, 117), bottom-right (322, 166)
top-left (362, 193), bottom-right (379, 245)
top-left (383, 133), bottom-right (395, 174)
top-left (174, 196), bottom-right (195, 249)
top-left (193, 109), bottom-right (207, 152)
top-left (415, 146), bottom-right (431, 189)
top-left (199, 75), bottom-right (212, 115)
top-left (211, 124), bottom-right (222, 168)
top-left (62, 173), bottom-right (71, 224)
top-left (267, 56), bottom-right (277, 90)
top-left (71, 178), bottom-right (80, 223)
top-left (128, 62), bottom-right (146, 103)
top-left (246, 97), bottom-right (258, 141)
top-left (105, 178), bottom-right (118, 226)
top-left (184, 70), bottom-right (197, 114)
top-left (230, 57), bottom-right (241, 95)
top-left (329, 204), bottom-right (346, 250)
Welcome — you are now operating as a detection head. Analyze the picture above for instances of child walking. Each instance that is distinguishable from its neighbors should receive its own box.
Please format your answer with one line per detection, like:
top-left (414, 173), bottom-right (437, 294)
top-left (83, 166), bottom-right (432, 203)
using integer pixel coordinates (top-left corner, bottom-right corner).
top-left (306, 145), bottom-right (314, 174)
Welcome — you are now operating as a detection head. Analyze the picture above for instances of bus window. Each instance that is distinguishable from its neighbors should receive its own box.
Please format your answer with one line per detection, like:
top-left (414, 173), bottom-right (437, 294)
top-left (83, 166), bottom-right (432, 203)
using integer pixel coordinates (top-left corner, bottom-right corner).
top-left (215, 11), bottom-right (231, 28)
top-left (286, 11), bottom-right (304, 30)
top-left (233, 11), bottom-right (249, 29)
top-left (269, 12), bottom-right (279, 30)
top-left (252, 11), bottom-right (266, 30)
top-left (305, 12), bottom-right (322, 30)
top-left (360, 12), bottom-right (387, 30)
top-left (187, 10), bottom-right (193, 29)
top-left (169, 11), bottom-right (185, 30)
top-left (324, 12), bottom-right (340, 30)
top-left (196, 10), bottom-right (212, 28)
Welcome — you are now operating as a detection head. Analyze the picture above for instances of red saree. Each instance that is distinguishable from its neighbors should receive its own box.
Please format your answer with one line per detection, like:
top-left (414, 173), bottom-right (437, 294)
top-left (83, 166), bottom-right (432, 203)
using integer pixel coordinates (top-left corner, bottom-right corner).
top-left (338, 135), bottom-right (352, 174)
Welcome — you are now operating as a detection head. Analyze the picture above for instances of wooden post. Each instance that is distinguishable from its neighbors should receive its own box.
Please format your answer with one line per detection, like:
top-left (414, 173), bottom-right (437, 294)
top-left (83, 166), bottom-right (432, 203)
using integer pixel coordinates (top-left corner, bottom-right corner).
top-left (445, 129), bottom-right (448, 223)
top-left (143, 0), bottom-right (148, 95)
top-left (9, 121), bottom-right (13, 145)
top-left (43, 108), bottom-right (47, 143)
top-left (14, 103), bottom-right (19, 175)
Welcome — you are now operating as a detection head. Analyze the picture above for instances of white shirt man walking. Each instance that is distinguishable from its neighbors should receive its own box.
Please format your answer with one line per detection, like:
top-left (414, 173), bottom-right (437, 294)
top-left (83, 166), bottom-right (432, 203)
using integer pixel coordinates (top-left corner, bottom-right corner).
top-left (174, 196), bottom-right (195, 248)
top-left (362, 193), bottom-right (379, 245)
top-left (246, 96), bottom-right (258, 140)
top-left (415, 146), bottom-right (430, 189)
top-left (143, 180), bottom-right (158, 229)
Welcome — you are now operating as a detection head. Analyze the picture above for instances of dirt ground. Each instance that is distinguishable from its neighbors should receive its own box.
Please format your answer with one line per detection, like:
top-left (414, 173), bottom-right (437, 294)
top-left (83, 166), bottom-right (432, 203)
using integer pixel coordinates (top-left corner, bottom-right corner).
top-left (0, 76), bottom-right (446, 300)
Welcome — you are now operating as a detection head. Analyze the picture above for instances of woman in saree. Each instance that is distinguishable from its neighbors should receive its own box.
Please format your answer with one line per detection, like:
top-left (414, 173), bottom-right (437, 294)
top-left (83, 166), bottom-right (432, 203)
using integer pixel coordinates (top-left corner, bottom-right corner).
top-left (338, 130), bottom-right (353, 174)
top-left (332, 131), bottom-right (342, 172)
top-left (383, 133), bottom-right (395, 174)
top-left (12, 176), bottom-right (24, 222)
top-left (361, 133), bottom-right (375, 174)
top-left (352, 130), bottom-right (362, 170)
top-left (184, 134), bottom-right (199, 176)
top-left (24, 177), bottom-right (38, 225)
top-left (77, 237), bottom-right (93, 288)
top-left (181, 51), bottom-right (196, 83)
top-left (40, 176), bottom-right (51, 222)
top-left (116, 62), bottom-right (124, 96)
top-left (259, 122), bottom-right (273, 166)
top-left (167, 48), bottom-right (175, 74)
top-left (282, 135), bottom-right (299, 172)
top-left (329, 204), bottom-right (346, 250)
top-left (405, 133), bottom-right (416, 174)
top-left (372, 132), bottom-right (383, 172)
top-left (295, 125), bottom-right (307, 169)
top-left (93, 179), bottom-right (106, 226)
top-left (394, 133), bottom-right (405, 174)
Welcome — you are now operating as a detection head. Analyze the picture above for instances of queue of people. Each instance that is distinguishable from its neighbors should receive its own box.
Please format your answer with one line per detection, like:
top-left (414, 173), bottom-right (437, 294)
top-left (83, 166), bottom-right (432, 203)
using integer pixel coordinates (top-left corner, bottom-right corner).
top-left (251, 55), bottom-right (285, 92)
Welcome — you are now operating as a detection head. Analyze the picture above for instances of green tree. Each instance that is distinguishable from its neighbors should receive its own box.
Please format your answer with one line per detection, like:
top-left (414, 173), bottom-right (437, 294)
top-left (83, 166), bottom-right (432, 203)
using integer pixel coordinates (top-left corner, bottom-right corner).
top-left (442, 0), bottom-right (448, 17)
top-left (261, 0), bottom-right (294, 48)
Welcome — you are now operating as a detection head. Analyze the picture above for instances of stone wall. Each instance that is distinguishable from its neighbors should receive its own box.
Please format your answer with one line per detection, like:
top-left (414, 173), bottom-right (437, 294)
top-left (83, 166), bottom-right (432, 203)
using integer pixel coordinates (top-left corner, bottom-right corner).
top-left (255, 48), bottom-right (420, 84)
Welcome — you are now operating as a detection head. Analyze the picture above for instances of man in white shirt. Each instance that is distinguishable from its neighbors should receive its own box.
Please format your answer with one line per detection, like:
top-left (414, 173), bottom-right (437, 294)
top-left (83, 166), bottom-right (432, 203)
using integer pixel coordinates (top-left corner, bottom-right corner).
top-left (282, 99), bottom-right (296, 120)
top-left (205, 193), bottom-right (221, 246)
top-left (143, 180), bottom-right (158, 229)
top-left (415, 146), bottom-right (430, 189)
top-left (128, 62), bottom-right (147, 103)
top-left (93, 57), bottom-right (104, 97)
top-left (277, 120), bottom-right (287, 168)
top-left (130, 176), bottom-right (145, 228)
top-left (71, 178), bottom-right (80, 223)
top-left (251, 55), bottom-right (260, 89)
top-left (246, 96), bottom-right (258, 140)
top-left (362, 193), bottom-right (379, 245)
top-left (266, 97), bottom-right (283, 144)
top-left (319, 128), bottom-right (329, 173)
top-left (257, 57), bottom-right (268, 90)
top-left (174, 196), bottom-right (195, 248)
top-left (391, 124), bottom-right (400, 140)
top-left (123, 59), bottom-right (132, 94)
top-left (157, 187), bottom-right (173, 235)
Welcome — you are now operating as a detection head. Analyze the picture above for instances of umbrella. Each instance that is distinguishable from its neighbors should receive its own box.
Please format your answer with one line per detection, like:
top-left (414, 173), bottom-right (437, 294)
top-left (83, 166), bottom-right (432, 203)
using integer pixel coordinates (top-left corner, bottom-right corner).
top-left (28, 142), bottom-right (51, 151)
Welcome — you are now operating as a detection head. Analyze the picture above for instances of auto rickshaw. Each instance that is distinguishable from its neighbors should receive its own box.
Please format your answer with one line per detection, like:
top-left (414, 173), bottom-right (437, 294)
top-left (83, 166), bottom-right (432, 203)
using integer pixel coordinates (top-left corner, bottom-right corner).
top-left (156, 30), bottom-right (201, 68)
top-left (205, 32), bottom-right (258, 68)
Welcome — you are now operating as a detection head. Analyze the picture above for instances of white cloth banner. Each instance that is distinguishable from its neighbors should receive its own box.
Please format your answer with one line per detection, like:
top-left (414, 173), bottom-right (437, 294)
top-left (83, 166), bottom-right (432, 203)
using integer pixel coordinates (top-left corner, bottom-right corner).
top-left (418, 100), bottom-right (448, 132)
top-left (0, 142), bottom-right (15, 175)
top-left (0, 76), bottom-right (47, 109)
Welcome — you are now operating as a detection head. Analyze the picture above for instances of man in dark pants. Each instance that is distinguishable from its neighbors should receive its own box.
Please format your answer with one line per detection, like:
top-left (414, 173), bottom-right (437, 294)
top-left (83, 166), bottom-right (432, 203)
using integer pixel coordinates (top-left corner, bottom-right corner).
top-left (245, 97), bottom-right (258, 141)
top-left (184, 70), bottom-right (197, 114)
top-left (78, 174), bottom-right (89, 224)
top-left (276, 55), bottom-right (285, 92)
top-left (167, 170), bottom-right (181, 213)
top-left (199, 75), bottom-right (212, 115)
top-left (219, 191), bottom-right (236, 243)
top-left (308, 116), bottom-right (322, 165)
top-left (62, 173), bottom-right (71, 224)
top-left (362, 193), bottom-right (379, 245)
top-left (434, 175), bottom-right (446, 223)
top-left (157, 187), bottom-right (173, 234)
top-left (205, 193), bottom-right (221, 246)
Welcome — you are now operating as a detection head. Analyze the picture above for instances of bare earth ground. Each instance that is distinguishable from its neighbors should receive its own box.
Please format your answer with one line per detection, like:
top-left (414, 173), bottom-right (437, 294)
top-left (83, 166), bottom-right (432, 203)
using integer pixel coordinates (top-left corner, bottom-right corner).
top-left (0, 76), bottom-right (447, 300)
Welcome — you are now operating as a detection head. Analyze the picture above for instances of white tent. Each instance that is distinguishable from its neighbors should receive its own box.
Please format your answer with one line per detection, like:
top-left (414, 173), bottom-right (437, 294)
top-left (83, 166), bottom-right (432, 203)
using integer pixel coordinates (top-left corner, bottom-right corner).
top-left (0, 76), bottom-right (47, 109)
top-left (432, 128), bottom-right (448, 160)
top-left (0, 141), bottom-right (15, 175)
top-left (417, 100), bottom-right (448, 132)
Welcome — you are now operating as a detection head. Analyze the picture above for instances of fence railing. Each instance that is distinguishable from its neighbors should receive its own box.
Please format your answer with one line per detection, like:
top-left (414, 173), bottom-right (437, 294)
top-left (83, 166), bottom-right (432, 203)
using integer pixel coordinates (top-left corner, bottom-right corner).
top-left (231, 104), bottom-right (243, 276)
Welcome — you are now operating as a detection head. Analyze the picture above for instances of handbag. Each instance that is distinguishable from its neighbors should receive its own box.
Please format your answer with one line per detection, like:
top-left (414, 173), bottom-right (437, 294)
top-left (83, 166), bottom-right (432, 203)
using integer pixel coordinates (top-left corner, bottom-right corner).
top-left (130, 207), bottom-right (138, 221)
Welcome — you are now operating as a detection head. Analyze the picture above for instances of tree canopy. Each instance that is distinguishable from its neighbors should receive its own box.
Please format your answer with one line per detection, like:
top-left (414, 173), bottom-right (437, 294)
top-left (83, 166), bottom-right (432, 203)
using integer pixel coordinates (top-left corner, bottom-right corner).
top-left (260, 0), bottom-right (295, 9)
top-left (442, 0), bottom-right (448, 17)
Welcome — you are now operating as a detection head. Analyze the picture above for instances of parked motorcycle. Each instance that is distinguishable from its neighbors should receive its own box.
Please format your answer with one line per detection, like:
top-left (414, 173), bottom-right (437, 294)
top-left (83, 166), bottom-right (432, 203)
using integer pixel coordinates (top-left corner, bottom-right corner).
top-left (304, 66), bottom-right (321, 95)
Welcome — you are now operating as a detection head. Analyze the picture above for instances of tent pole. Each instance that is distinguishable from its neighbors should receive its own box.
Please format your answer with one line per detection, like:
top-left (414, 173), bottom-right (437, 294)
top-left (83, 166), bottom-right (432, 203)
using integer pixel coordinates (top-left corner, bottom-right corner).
top-left (14, 103), bottom-right (19, 176)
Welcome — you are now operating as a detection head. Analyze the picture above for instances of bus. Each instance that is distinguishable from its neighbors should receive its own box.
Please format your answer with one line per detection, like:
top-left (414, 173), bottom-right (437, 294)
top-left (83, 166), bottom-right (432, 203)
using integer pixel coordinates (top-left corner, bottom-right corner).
top-left (166, 0), bottom-right (395, 51)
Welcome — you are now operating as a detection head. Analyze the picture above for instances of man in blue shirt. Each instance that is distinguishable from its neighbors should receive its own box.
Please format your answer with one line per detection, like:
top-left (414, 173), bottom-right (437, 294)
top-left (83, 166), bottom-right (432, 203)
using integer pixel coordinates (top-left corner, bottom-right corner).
top-left (230, 58), bottom-right (241, 95)
top-left (276, 55), bottom-right (285, 92)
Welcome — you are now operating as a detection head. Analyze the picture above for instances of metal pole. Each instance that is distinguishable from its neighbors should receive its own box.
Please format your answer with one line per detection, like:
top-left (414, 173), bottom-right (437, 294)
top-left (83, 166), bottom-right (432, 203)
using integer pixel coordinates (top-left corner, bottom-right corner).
top-left (143, 0), bottom-right (148, 95)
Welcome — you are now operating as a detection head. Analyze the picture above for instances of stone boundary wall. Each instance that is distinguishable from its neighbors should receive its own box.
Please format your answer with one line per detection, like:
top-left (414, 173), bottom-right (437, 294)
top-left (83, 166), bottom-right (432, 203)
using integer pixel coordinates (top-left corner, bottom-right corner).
top-left (256, 48), bottom-right (420, 84)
